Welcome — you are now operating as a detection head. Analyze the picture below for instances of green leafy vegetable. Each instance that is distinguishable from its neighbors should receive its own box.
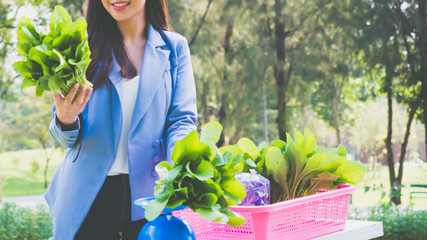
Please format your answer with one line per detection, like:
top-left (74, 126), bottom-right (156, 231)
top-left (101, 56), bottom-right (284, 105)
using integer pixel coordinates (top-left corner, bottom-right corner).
top-left (146, 122), bottom-right (246, 227)
top-left (237, 138), bottom-right (260, 160)
top-left (12, 5), bottom-right (92, 97)
top-left (239, 127), bottom-right (365, 203)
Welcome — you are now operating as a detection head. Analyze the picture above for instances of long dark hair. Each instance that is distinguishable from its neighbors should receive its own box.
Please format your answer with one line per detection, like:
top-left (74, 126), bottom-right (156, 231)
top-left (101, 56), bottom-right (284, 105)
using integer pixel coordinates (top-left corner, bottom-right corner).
top-left (85, 0), bottom-right (170, 89)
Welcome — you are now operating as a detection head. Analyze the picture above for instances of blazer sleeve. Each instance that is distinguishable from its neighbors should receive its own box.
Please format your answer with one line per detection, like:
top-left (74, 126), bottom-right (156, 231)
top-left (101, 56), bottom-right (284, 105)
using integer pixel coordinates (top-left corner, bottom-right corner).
top-left (49, 105), bottom-right (81, 148)
top-left (165, 37), bottom-right (198, 162)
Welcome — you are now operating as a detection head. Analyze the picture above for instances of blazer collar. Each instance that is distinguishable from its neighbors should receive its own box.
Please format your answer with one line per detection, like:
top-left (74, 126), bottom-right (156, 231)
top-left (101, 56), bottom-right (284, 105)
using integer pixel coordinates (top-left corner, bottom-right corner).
top-left (109, 24), bottom-right (166, 85)
top-left (147, 24), bottom-right (166, 48)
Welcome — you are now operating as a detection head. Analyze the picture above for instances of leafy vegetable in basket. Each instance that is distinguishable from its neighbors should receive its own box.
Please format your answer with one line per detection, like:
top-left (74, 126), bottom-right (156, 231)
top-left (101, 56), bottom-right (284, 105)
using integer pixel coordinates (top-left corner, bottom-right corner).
top-left (12, 5), bottom-right (92, 97)
top-left (145, 122), bottom-right (247, 227)
top-left (237, 128), bottom-right (365, 203)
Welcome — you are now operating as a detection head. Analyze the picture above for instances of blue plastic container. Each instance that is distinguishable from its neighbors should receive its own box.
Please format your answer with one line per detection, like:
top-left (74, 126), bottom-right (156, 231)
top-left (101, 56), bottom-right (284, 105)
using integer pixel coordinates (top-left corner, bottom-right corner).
top-left (134, 197), bottom-right (196, 240)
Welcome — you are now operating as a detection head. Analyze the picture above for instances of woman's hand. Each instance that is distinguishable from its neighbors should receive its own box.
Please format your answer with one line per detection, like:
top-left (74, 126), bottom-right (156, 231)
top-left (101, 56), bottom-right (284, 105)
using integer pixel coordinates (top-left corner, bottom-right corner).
top-left (53, 83), bottom-right (93, 126)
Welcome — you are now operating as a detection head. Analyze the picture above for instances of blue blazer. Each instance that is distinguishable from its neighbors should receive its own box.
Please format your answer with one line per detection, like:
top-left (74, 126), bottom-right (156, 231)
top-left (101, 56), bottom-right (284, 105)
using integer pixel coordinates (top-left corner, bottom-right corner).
top-left (45, 24), bottom-right (197, 239)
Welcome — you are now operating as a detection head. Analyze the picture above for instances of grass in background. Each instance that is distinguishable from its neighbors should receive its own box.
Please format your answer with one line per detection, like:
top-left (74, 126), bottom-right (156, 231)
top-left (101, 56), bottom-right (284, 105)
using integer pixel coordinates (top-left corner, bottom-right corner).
top-left (351, 165), bottom-right (427, 207)
top-left (0, 148), bottom-right (64, 197)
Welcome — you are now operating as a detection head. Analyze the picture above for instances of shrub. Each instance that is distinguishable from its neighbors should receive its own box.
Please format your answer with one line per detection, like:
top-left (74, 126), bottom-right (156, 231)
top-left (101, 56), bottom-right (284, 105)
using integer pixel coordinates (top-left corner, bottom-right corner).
top-left (31, 160), bottom-right (40, 174)
top-left (350, 204), bottom-right (427, 240)
top-left (0, 203), bottom-right (52, 240)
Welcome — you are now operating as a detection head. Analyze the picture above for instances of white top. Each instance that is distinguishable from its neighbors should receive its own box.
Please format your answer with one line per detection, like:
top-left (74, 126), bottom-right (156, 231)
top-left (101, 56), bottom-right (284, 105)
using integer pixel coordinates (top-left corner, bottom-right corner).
top-left (108, 75), bottom-right (140, 176)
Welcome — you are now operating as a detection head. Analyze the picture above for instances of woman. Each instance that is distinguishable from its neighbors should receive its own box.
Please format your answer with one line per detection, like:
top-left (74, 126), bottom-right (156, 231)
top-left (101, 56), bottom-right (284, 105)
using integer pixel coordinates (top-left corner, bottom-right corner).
top-left (45, 0), bottom-right (197, 239)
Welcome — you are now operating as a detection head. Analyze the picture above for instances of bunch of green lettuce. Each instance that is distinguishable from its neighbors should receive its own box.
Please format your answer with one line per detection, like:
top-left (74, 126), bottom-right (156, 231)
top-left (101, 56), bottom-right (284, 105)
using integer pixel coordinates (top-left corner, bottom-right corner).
top-left (145, 122), bottom-right (247, 227)
top-left (237, 128), bottom-right (365, 203)
top-left (12, 5), bottom-right (92, 97)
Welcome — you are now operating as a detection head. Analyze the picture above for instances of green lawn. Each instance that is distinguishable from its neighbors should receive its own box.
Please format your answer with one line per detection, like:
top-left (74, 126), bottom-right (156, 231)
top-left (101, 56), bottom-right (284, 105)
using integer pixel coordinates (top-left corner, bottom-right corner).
top-left (351, 165), bottom-right (427, 207)
top-left (0, 148), bottom-right (64, 197)
top-left (1, 148), bottom-right (427, 208)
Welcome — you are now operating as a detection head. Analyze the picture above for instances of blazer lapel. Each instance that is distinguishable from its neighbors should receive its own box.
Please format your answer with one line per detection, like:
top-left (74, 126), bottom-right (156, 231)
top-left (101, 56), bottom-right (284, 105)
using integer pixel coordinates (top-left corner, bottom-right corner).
top-left (129, 25), bottom-right (170, 135)
top-left (109, 55), bottom-right (123, 155)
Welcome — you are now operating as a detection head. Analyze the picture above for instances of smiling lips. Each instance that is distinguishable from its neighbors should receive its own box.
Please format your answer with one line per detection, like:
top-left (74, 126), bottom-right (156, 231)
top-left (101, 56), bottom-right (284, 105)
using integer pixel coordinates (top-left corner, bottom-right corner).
top-left (112, 1), bottom-right (130, 10)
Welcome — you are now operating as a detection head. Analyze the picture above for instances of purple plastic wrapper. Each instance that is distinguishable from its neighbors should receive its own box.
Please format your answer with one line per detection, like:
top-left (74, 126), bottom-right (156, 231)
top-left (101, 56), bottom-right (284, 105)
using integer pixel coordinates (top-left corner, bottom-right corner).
top-left (235, 169), bottom-right (270, 206)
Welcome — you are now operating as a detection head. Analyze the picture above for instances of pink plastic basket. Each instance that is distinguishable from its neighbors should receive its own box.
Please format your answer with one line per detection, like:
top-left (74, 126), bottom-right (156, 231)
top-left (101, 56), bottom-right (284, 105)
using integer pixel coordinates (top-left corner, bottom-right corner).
top-left (172, 185), bottom-right (355, 240)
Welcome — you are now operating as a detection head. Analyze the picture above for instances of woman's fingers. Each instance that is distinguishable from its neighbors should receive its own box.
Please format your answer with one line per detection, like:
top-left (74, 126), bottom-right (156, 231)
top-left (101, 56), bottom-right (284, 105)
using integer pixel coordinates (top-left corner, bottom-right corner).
top-left (65, 83), bottom-right (80, 104)
top-left (53, 93), bottom-right (63, 104)
top-left (53, 83), bottom-right (93, 124)
top-left (79, 88), bottom-right (93, 112)
top-left (74, 86), bottom-right (88, 106)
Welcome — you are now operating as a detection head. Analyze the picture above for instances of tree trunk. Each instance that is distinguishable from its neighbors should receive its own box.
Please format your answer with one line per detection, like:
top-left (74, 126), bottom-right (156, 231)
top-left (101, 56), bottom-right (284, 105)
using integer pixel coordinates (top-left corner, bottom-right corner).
top-left (385, 81), bottom-right (399, 204)
top-left (262, 80), bottom-right (269, 143)
top-left (217, 19), bottom-right (233, 147)
top-left (419, 0), bottom-right (427, 162)
top-left (40, 139), bottom-right (57, 189)
top-left (43, 161), bottom-right (49, 189)
top-left (381, 36), bottom-right (400, 204)
top-left (422, 66), bottom-right (427, 164)
top-left (217, 95), bottom-right (227, 147)
top-left (397, 102), bottom-right (417, 189)
top-left (274, 0), bottom-right (288, 141)
top-left (423, 80), bottom-right (427, 162)
top-left (189, 0), bottom-right (213, 48)
top-left (41, 142), bottom-right (50, 189)
top-left (276, 81), bottom-right (287, 141)
top-left (201, 81), bottom-right (209, 125)
top-left (332, 99), bottom-right (341, 145)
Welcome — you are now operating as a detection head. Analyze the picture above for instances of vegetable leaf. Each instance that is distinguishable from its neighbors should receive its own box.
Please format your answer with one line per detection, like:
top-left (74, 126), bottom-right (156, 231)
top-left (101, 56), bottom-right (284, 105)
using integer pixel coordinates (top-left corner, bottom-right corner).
top-left (302, 153), bottom-right (343, 174)
top-left (200, 121), bottom-right (223, 145)
top-left (186, 160), bottom-right (215, 181)
top-left (237, 138), bottom-right (260, 161)
top-left (146, 122), bottom-right (246, 227)
top-left (333, 160), bottom-right (365, 184)
top-left (13, 5), bottom-right (92, 97)
top-left (265, 146), bottom-right (284, 181)
top-left (145, 199), bottom-right (168, 221)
